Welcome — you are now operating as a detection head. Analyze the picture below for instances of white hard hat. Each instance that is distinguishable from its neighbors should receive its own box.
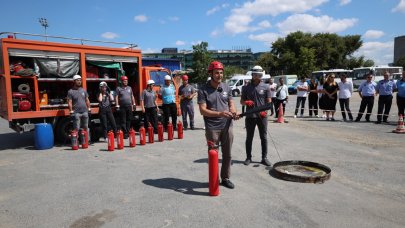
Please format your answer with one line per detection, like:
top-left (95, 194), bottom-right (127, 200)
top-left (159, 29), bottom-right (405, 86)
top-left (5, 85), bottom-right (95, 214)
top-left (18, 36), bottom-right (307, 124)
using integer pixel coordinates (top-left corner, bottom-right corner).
top-left (164, 75), bottom-right (171, 81)
top-left (99, 81), bottom-right (107, 87)
top-left (147, 79), bottom-right (155, 85)
top-left (207, 77), bottom-right (211, 81)
top-left (251, 65), bottom-right (264, 72)
top-left (73, 75), bottom-right (82, 80)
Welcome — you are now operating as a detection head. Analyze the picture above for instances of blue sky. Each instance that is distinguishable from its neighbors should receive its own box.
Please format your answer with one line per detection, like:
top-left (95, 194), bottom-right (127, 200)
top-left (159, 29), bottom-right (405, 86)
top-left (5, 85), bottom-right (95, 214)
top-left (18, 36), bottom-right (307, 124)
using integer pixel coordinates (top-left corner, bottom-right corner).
top-left (1, 0), bottom-right (405, 65)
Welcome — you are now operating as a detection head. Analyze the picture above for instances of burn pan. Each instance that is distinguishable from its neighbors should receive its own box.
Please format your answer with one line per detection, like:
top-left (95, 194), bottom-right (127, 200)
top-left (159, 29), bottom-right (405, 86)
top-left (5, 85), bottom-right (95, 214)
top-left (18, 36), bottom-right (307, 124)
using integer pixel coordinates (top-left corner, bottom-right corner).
top-left (270, 160), bottom-right (331, 184)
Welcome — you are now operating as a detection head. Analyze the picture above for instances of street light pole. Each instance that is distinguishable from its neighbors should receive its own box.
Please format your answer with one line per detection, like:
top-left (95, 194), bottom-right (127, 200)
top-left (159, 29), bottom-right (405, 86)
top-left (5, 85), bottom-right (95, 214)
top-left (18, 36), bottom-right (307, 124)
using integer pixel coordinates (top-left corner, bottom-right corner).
top-left (38, 18), bottom-right (49, 41)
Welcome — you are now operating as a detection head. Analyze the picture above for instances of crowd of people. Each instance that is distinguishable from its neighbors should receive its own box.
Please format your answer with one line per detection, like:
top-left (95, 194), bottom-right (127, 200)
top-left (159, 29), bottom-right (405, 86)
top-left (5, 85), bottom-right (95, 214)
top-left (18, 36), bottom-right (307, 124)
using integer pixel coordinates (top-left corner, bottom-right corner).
top-left (284, 71), bottom-right (405, 123)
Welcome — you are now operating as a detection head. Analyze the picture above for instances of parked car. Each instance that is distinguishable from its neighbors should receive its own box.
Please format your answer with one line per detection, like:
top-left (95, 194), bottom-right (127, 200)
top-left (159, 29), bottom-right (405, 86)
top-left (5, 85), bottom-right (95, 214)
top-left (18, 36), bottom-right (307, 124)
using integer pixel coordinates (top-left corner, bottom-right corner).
top-left (288, 80), bottom-right (299, 94)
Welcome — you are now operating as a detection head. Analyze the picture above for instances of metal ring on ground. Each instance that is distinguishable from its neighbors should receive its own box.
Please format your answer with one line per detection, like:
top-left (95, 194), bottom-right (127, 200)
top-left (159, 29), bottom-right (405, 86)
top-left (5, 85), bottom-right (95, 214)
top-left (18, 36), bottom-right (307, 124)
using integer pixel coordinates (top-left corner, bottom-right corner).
top-left (270, 160), bottom-right (331, 184)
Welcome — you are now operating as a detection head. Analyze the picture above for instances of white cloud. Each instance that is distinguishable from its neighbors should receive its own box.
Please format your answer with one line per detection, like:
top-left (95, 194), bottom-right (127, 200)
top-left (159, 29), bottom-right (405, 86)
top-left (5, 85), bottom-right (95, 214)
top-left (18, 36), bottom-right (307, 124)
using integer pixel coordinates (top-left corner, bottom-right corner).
top-left (248, 33), bottom-right (281, 46)
top-left (142, 48), bottom-right (159, 53)
top-left (206, 3), bottom-right (229, 15)
top-left (210, 29), bottom-right (221, 37)
top-left (339, 0), bottom-right (351, 6)
top-left (175, 40), bottom-right (186, 46)
top-left (134, 14), bottom-right (148, 22)
top-left (277, 14), bottom-right (358, 34)
top-left (363, 30), bottom-right (385, 39)
top-left (355, 41), bottom-right (394, 65)
top-left (101, 32), bottom-right (119, 39)
top-left (224, 0), bottom-right (327, 35)
top-left (169, 16), bottom-right (179, 21)
top-left (258, 20), bottom-right (271, 29)
top-left (392, 0), bottom-right (405, 13)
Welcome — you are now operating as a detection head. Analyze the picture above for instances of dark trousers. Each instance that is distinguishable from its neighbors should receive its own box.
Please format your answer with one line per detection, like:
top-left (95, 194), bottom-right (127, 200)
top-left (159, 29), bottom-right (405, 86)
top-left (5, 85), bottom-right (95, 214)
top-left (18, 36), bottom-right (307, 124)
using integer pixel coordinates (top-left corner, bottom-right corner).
top-left (397, 95), bottom-right (405, 116)
top-left (274, 99), bottom-right (286, 118)
top-left (162, 103), bottom-right (177, 129)
top-left (245, 117), bottom-right (268, 159)
top-left (144, 107), bottom-right (158, 132)
top-left (100, 107), bottom-right (117, 138)
top-left (377, 95), bottom-right (393, 122)
top-left (308, 94), bottom-right (318, 116)
top-left (356, 96), bottom-right (374, 121)
top-left (181, 101), bottom-right (194, 129)
top-left (295, 97), bottom-right (306, 115)
top-left (339, 98), bottom-right (353, 120)
top-left (119, 105), bottom-right (133, 135)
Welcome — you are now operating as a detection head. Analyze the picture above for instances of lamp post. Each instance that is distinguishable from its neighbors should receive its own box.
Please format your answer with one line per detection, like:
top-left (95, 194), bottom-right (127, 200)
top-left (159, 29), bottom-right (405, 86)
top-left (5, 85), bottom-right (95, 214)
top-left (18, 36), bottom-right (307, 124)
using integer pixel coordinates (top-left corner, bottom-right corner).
top-left (38, 18), bottom-right (49, 41)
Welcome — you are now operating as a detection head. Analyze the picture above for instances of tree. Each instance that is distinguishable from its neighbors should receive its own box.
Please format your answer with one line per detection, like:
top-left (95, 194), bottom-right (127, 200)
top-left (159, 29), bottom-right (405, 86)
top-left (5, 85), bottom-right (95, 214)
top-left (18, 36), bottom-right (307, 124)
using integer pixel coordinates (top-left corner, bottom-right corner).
top-left (255, 52), bottom-right (278, 75)
top-left (190, 42), bottom-right (212, 83)
top-left (223, 66), bottom-right (245, 80)
top-left (395, 56), bottom-right (405, 68)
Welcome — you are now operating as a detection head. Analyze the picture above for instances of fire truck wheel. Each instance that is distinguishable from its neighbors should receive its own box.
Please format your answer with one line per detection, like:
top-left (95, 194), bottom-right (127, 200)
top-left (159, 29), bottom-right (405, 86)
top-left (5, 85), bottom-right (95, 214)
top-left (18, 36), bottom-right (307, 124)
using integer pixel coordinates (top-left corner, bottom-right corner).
top-left (55, 117), bottom-right (73, 143)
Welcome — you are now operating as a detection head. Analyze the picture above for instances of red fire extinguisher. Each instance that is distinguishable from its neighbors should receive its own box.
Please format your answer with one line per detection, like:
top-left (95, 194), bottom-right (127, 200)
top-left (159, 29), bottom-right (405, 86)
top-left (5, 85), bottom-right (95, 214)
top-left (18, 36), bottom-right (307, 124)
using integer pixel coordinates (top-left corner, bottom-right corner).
top-left (177, 121), bottom-right (183, 139)
top-left (80, 129), bottom-right (89, 149)
top-left (107, 131), bottom-right (115, 152)
top-left (148, 123), bottom-right (154, 143)
top-left (157, 122), bottom-right (164, 142)
top-left (139, 125), bottom-right (146, 145)
top-left (71, 130), bottom-right (79, 151)
top-left (117, 129), bottom-right (124, 149)
top-left (208, 141), bottom-right (219, 196)
top-left (167, 122), bottom-right (173, 141)
top-left (129, 128), bottom-right (136, 148)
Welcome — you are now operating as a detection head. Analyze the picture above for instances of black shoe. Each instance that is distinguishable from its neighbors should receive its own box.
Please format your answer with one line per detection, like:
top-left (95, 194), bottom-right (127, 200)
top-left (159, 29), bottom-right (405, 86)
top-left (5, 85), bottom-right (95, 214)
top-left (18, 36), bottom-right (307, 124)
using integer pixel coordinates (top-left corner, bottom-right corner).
top-left (366, 119), bottom-right (370, 122)
top-left (375, 121), bottom-right (382, 124)
top-left (190, 126), bottom-right (195, 130)
top-left (261, 158), bottom-right (272, 166)
top-left (221, 179), bottom-right (235, 189)
top-left (383, 120), bottom-right (389, 123)
top-left (244, 158), bottom-right (251, 166)
top-left (124, 134), bottom-right (129, 139)
top-left (354, 119), bottom-right (360, 122)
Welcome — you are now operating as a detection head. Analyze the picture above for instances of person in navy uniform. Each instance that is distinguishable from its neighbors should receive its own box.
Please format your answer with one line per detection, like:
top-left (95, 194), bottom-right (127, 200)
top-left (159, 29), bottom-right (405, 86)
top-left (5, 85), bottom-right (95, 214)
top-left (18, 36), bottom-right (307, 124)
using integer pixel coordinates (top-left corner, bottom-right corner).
top-left (375, 71), bottom-right (397, 123)
top-left (240, 65), bottom-right (272, 167)
top-left (355, 72), bottom-right (377, 122)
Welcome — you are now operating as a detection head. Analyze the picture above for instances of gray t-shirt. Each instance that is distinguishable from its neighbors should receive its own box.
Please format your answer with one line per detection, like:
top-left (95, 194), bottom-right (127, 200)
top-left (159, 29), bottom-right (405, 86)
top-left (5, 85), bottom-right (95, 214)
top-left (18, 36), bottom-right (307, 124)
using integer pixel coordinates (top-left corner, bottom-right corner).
top-left (179, 84), bottom-right (196, 104)
top-left (241, 82), bottom-right (271, 118)
top-left (116, 86), bottom-right (133, 107)
top-left (141, 89), bottom-right (157, 108)
top-left (67, 87), bottom-right (88, 113)
top-left (198, 82), bottom-right (233, 130)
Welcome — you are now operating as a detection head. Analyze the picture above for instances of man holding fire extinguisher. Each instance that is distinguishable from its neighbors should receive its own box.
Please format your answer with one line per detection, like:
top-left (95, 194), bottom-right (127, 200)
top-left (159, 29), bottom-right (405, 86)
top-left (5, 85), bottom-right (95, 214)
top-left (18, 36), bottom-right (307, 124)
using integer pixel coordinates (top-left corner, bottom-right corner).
top-left (198, 61), bottom-right (240, 189)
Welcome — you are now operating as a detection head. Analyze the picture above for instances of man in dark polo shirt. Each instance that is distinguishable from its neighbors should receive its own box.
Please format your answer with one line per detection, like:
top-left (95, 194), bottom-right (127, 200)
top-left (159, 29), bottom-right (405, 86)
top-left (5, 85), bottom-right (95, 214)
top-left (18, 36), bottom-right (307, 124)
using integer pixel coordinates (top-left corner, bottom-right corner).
top-left (198, 61), bottom-right (239, 189)
top-left (179, 74), bottom-right (196, 130)
top-left (241, 65), bottom-right (272, 167)
top-left (115, 75), bottom-right (136, 138)
top-left (67, 75), bottom-right (91, 132)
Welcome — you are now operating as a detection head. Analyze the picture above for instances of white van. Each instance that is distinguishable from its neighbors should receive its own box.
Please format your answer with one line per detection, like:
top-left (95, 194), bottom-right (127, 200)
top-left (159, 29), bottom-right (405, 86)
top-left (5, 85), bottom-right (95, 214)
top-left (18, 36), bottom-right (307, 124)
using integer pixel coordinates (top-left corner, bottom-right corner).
top-left (273, 75), bottom-right (298, 87)
top-left (227, 73), bottom-right (271, 96)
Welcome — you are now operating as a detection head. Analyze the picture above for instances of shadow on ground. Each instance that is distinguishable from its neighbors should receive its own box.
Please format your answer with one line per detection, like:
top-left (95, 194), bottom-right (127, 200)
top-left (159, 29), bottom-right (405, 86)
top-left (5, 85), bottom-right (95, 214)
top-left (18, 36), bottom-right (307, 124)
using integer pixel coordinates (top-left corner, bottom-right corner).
top-left (142, 178), bottom-right (209, 196)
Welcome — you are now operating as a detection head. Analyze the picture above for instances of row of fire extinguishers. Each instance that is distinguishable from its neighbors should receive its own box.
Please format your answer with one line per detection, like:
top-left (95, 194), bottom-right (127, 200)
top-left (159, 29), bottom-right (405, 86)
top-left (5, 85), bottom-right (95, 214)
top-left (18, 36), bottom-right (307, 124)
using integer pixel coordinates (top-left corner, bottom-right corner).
top-left (70, 121), bottom-right (184, 151)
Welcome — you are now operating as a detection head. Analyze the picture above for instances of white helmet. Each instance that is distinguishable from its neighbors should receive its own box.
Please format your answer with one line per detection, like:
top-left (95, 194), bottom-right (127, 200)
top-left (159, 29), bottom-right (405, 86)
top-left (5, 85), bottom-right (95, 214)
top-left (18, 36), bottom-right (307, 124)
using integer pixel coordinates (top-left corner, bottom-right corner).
top-left (147, 79), bottom-right (155, 85)
top-left (164, 75), bottom-right (171, 81)
top-left (251, 65), bottom-right (264, 77)
top-left (73, 75), bottom-right (82, 80)
top-left (99, 81), bottom-right (107, 87)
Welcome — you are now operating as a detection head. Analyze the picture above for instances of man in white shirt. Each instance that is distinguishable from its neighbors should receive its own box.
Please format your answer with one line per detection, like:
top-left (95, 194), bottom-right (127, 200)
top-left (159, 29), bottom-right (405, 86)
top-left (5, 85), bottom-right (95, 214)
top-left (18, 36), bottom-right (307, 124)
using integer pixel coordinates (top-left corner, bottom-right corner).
top-left (294, 76), bottom-right (308, 118)
top-left (268, 78), bottom-right (277, 116)
top-left (274, 78), bottom-right (289, 118)
top-left (338, 74), bottom-right (354, 121)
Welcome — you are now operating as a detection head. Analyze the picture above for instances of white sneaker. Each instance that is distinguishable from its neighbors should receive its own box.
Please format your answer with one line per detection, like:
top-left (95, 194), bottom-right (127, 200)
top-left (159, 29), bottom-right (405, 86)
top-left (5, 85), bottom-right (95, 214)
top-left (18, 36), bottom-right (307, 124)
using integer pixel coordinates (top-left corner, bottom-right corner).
top-left (322, 114), bottom-right (326, 118)
top-left (294, 115), bottom-right (297, 118)
top-left (316, 115), bottom-right (320, 118)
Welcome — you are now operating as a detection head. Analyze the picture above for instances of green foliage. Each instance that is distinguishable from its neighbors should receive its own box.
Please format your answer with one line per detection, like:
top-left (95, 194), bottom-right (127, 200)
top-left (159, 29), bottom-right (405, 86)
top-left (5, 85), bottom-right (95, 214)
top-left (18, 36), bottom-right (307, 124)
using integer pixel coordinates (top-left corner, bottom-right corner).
top-left (223, 66), bottom-right (245, 80)
top-left (395, 56), bottom-right (405, 68)
top-left (268, 31), bottom-right (368, 74)
top-left (189, 42), bottom-right (212, 83)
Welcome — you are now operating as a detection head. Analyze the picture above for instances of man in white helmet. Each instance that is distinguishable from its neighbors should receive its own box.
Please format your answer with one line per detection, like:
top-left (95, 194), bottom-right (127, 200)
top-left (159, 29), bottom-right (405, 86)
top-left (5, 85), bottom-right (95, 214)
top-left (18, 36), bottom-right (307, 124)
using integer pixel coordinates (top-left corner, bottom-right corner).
top-left (241, 65), bottom-right (272, 166)
top-left (159, 75), bottom-right (178, 130)
top-left (141, 80), bottom-right (159, 132)
top-left (67, 75), bottom-right (91, 133)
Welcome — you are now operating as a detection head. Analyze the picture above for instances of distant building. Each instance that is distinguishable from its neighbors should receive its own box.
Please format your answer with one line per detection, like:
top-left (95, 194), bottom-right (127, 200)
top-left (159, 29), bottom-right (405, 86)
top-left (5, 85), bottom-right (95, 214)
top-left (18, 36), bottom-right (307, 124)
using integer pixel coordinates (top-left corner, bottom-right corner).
top-left (394, 35), bottom-right (405, 63)
top-left (143, 48), bottom-right (255, 72)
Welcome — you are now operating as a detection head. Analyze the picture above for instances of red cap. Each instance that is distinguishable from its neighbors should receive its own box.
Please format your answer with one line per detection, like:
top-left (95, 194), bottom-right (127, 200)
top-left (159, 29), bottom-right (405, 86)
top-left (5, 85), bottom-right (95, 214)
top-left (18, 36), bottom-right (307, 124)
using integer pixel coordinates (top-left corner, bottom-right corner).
top-left (182, 75), bottom-right (189, 81)
top-left (121, 76), bottom-right (128, 81)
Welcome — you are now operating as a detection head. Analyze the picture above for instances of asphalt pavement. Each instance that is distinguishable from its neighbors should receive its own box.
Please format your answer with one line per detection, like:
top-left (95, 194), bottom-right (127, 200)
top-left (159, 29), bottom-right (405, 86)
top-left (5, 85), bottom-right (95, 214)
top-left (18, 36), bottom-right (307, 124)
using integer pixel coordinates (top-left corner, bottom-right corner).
top-left (0, 95), bottom-right (404, 228)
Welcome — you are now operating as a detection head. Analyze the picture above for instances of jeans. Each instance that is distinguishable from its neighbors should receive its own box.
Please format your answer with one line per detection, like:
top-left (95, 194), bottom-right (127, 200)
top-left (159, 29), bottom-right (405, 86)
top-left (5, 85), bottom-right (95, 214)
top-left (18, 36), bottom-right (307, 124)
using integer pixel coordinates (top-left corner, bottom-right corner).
top-left (295, 97), bottom-right (306, 115)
